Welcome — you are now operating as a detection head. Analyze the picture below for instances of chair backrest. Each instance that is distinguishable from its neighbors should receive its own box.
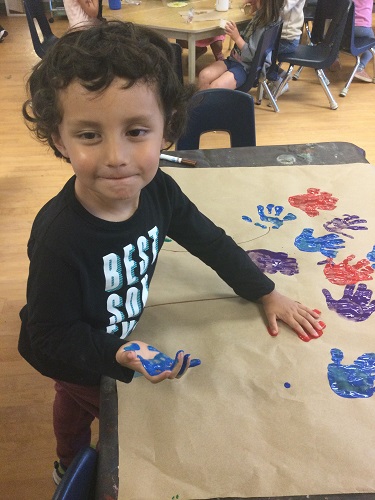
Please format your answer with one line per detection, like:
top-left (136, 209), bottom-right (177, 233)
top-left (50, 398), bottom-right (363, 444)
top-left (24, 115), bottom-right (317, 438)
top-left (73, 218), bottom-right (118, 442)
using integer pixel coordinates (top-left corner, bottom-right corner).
top-left (52, 447), bottom-right (98, 500)
top-left (170, 42), bottom-right (184, 84)
top-left (310, 0), bottom-right (352, 47)
top-left (340, 2), bottom-right (375, 55)
top-left (237, 20), bottom-right (283, 93)
top-left (23, 0), bottom-right (59, 58)
top-left (176, 88), bottom-right (256, 150)
top-left (340, 2), bottom-right (356, 53)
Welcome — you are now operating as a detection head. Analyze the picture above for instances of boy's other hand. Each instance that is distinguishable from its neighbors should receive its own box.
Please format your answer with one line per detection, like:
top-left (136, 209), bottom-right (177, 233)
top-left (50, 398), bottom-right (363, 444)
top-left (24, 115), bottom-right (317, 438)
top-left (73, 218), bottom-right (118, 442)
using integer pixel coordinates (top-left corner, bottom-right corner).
top-left (116, 340), bottom-right (201, 383)
top-left (259, 290), bottom-right (325, 342)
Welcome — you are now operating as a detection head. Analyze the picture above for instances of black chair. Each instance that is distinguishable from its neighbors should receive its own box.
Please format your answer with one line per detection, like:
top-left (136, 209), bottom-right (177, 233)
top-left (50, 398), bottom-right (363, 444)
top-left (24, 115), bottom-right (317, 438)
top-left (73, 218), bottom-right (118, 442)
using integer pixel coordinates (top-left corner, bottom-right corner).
top-left (52, 447), bottom-right (98, 500)
top-left (236, 20), bottom-right (283, 113)
top-left (301, 0), bottom-right (317, 44)
top-left (292, 0), bottom-right (317, 80)
top-left (170, 41), bottom-right (184, 84)
top-left (338, 1), bottom-right (375, 97)
top-left (176, 88), bottom-right (256, 150)
top-left (24, 0), bottom-right (59, 58)
top-left (276, 0), bottom-right (352, 110)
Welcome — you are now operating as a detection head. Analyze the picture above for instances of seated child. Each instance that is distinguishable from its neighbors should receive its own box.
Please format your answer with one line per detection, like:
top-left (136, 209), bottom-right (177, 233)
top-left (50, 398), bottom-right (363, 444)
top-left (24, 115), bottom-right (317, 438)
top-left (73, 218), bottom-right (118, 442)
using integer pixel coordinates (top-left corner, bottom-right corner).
top-left (19, 20), bottom-right (323, 484)
top-left (198, 0), bottom-right (284, 89)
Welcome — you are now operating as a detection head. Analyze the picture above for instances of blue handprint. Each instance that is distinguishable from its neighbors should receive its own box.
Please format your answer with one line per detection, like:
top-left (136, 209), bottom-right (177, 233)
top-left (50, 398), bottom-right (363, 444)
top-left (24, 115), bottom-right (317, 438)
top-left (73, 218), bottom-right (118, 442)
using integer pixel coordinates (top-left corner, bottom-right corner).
top-left (294, 228), bottom-right (345, 258)
top-left (328, 348), bottom-right (375, 398)
top-left (257, 204), bottom-right (297, 229)
top-left (367, 245), bottom-right (375, 269)
top-left (322, 283), bottom-right (375, 322)
top-left (124, 343), bottom-right (201, 377)
top-left (242, 204), bottom-right (296, 230)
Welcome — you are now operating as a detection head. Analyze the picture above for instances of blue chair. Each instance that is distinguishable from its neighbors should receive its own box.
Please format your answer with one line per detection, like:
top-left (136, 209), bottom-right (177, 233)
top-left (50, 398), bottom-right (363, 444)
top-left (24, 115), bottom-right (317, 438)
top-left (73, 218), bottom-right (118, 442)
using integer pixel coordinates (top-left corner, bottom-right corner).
top-left (276, 0), bottom-right (352, 110)
top-left (52, 447), bottom-right (98, 500)
top-left (176, 88), bottom-right (256, 150)
top-left (237, 20), bottom-right (283, 113)
top-left (23, 0), bottom-right (59, 58)
top-left (338, 2), bottom-right (375, 97)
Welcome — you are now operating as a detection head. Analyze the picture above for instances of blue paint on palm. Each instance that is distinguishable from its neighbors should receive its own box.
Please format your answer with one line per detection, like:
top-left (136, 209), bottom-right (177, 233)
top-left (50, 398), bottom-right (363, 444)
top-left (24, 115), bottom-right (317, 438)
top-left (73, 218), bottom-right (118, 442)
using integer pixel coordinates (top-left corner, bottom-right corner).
top-left (124, 343), bottom-right (201, 376)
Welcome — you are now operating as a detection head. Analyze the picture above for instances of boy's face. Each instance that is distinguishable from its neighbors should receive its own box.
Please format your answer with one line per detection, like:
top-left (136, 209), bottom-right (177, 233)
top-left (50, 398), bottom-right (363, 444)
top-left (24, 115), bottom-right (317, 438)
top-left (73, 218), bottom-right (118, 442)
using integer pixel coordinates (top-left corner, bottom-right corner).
top-left (52, 78), bottom-right (167, 221)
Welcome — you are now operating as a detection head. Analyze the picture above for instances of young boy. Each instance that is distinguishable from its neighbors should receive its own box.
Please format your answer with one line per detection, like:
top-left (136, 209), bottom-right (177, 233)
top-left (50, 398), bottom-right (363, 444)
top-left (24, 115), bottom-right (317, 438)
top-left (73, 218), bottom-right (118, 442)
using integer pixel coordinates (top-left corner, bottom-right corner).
top-left (19, 21), bottom-right (323, 484)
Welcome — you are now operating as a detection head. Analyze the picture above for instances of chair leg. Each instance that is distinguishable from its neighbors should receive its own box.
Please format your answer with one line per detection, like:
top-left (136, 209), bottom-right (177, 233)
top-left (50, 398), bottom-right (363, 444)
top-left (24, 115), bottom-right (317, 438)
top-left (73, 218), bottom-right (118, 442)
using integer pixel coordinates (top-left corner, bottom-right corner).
top-left (273, 65), bottom-right (294, 100)
top-left (371, 48), bottom-right (375, 83)
top-left (262, 81), bottom-right (279, 112)
top-left (255, 82), bottom-right (264, 105)
top-left (293, 66), bottom-right (304, 80)
top-left (316, 69), bottom-right (338, 109)
top-left (339, 56), bottom-right (360, 97)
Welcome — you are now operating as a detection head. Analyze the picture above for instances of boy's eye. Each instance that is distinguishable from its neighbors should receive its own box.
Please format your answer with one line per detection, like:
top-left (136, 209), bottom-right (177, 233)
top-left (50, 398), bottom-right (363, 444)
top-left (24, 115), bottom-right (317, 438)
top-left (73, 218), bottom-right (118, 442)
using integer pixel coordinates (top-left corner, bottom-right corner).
top-left (127, 129), bottom-right (148, 138)
top-left (78, 132), bottom-right (98, 140)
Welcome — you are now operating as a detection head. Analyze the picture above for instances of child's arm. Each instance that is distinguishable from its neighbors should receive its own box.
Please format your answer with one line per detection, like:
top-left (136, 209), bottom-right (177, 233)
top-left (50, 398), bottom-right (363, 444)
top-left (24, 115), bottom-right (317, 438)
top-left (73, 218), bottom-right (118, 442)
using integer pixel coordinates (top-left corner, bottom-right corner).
top-left (224, 20), bottom-right (265, 63)
top-left (224, 21), bottom-right (246, 50)
top-left (115, 341), bottom-right (201, 383)
top-left (77, 0), bottom-right (99, 18)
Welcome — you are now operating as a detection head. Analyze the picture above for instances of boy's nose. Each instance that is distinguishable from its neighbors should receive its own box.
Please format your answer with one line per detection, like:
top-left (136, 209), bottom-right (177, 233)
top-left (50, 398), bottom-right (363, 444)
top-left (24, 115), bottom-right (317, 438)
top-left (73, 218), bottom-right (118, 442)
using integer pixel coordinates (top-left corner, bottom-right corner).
top-left (104, 137), bottom-right (129, 167)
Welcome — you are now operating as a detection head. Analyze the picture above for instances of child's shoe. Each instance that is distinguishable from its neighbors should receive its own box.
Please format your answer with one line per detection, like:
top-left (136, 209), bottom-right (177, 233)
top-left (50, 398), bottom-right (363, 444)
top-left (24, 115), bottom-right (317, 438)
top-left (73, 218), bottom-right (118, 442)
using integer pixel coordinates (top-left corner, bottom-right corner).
top-left (53, 460), bottom-right (67, 485)
top-left (267, 78), bottom-right (289, 98)
top-left (0, 27), bottom-right (8, 42)
top-left (354, 69), bottom-right (372, 82)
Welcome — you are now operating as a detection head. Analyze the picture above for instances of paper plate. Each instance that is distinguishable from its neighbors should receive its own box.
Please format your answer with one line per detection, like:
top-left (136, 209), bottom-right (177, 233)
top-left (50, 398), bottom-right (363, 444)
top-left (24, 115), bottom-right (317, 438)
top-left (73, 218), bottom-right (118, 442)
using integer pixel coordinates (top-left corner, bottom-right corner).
top-left (167, 1), bottom-right (188, 7)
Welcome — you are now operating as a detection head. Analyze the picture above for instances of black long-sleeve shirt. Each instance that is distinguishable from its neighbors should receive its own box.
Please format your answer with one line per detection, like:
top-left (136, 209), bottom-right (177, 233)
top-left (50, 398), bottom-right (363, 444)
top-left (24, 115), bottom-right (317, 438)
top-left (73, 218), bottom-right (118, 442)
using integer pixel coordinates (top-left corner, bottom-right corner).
top-left (18, 169), bottom-right (274, 385)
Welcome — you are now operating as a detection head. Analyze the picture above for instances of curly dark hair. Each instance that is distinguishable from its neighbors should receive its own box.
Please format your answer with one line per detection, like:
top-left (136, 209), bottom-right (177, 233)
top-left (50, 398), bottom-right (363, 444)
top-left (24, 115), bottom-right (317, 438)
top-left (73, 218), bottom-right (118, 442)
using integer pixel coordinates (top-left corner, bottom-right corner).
top-left (22, 21), bottom-right (194, 159)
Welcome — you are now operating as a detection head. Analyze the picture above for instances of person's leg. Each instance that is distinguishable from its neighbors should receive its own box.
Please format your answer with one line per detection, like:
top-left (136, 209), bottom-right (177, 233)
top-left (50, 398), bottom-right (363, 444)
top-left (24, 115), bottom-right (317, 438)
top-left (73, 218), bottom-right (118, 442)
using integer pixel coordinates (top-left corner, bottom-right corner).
top-left (176, 39), bottom-right (208, 60)
top-left (275, 38), bottom-right (300, 79)
top-left (354, 26), bottom-right (375, 70)
top-left (210, 40), bottom-right (224, 61)
top-left (53, 380), bottom-right (100, 469)
top-left (278, 38), bottom-right (299, 60)
top-left (198, 60), bottom-right (230, 89)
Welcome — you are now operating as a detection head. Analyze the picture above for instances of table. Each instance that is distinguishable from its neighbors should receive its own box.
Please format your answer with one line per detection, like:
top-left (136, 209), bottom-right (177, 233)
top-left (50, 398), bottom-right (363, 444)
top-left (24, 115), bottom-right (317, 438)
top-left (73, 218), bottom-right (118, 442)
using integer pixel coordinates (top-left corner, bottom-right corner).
top-left (159, 141), bottom-right (368, 168)
top-left (96, 142), bottom-right (372, 500)
top-left (103, 0), bottom-right (249, 82)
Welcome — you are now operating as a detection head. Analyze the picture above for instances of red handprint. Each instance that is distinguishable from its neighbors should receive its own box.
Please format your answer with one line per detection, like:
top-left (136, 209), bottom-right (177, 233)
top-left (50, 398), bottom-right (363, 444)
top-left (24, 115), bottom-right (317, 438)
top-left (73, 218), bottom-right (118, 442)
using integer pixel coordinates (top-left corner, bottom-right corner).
top-left (288, 188), bottom-right (338, 217)
top-left (323, 254), bottom-right (374, 285)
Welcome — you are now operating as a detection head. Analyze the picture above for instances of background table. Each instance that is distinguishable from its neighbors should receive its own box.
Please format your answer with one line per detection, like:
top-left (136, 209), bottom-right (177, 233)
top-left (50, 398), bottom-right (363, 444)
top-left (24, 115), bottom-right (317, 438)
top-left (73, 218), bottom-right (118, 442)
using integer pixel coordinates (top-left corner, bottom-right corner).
top-left (96, 141), bottom-right (371, 500)
top-left (104, 0), bottom-right (248, 82)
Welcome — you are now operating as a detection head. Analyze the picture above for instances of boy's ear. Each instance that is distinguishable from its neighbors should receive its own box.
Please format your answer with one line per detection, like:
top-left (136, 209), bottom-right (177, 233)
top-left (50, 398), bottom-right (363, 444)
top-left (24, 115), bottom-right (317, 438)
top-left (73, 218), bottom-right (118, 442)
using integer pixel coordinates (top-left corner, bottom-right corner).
top-left (52, 132), bottom-right (69, 159)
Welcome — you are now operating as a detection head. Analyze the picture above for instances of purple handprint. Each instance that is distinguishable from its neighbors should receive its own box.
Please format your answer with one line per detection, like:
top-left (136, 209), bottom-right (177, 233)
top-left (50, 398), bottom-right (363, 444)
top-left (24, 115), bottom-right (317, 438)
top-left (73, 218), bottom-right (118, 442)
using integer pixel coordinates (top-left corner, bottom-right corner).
top-left (294, 228), bottom-right (345, 258)
top-left (323, 214), bottom-right (368, 239)
top-left (322, 283), bottom-right (375, 322)
top-left (247, 249), bottom-right (299, 276)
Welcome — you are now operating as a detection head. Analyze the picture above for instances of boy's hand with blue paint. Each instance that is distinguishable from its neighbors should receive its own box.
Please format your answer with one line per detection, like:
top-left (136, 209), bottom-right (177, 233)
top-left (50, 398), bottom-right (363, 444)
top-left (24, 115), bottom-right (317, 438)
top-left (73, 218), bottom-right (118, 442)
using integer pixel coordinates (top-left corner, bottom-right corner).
top-left (116, 341), bottom-right (201, 383)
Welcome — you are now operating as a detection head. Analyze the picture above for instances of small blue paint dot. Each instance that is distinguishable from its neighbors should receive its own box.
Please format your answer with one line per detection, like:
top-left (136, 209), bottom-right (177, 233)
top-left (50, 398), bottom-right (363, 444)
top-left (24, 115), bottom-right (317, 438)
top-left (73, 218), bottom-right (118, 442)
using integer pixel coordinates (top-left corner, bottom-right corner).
top-left (284, 382), bottom-right (291, 388)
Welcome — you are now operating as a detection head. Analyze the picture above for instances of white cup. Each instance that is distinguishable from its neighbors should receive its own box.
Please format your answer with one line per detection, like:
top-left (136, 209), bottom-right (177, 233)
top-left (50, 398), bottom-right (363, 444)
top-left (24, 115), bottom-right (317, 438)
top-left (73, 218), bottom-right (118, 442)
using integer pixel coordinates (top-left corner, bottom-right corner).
top-left (216, 0), bottom-right (229, 12)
